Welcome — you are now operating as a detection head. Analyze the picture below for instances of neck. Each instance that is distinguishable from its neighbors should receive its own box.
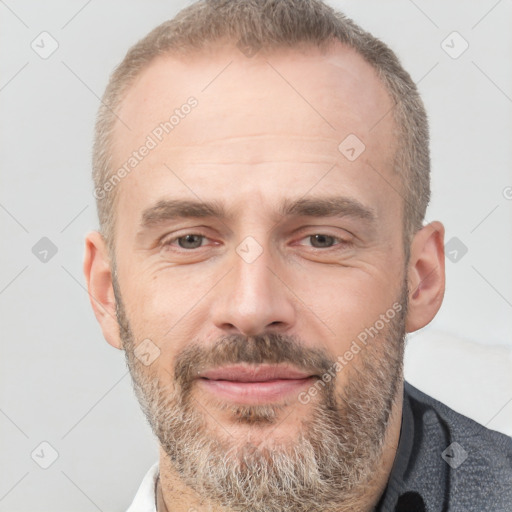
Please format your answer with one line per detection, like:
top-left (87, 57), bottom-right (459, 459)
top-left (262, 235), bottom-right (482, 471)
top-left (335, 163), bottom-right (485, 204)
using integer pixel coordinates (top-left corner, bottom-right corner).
top-left (157, 383), bottom-right (403, 512)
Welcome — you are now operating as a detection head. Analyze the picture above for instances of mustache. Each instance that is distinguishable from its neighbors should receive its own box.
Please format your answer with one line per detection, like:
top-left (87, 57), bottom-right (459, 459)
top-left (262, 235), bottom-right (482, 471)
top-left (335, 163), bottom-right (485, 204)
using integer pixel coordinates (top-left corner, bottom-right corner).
top-left (174, 333), bottom-right (335, 391)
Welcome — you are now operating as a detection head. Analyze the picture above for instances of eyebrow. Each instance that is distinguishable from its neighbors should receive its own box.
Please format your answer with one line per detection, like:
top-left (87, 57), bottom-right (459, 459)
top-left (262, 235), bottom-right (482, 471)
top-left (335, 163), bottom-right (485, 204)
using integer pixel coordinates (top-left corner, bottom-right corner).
top-left (140, 199), bottom-right (227, 229)
top-left (278, 197), bottom-right (376, 223)
top-left (139, 195), bottom-right (377, 230)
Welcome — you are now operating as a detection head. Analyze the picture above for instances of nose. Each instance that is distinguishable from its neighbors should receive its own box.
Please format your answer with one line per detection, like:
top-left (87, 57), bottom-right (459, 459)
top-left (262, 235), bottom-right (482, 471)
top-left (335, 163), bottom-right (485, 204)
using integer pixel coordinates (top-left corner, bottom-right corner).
top-left (210, 243), bottom-right (296, 337)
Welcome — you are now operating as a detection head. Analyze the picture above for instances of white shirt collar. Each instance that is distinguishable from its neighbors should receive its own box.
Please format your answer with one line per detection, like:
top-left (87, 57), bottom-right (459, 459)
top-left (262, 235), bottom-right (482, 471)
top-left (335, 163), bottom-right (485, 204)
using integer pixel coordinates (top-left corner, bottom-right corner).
top-left (126, 461), bottom-right (159, 512)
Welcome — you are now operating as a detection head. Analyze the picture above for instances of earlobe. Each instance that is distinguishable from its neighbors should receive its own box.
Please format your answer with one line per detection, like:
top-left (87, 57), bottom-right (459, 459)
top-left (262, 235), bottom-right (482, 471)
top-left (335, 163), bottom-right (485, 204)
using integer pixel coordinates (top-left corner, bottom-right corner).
top-left (405, 221), bottom-right (446, 333)
top-left (83, 231), bottom-right (123, 349)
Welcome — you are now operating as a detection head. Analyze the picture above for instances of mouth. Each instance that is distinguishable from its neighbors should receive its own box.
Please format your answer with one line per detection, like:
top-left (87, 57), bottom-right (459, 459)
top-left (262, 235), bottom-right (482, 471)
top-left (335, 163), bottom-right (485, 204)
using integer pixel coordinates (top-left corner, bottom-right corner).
top-left (196, 364), bottom-right (318, 404)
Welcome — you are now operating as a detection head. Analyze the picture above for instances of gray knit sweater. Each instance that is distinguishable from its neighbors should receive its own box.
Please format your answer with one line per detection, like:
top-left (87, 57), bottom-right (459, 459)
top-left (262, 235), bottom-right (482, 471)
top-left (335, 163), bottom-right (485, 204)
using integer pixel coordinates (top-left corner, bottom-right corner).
top-left (376, 382), bottom-right (512, 511)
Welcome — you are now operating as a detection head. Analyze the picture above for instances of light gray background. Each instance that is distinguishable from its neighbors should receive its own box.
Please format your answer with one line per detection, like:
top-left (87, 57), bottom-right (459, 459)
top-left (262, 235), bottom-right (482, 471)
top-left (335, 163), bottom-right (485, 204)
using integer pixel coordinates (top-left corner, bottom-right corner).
top-left (1, 1), bottom-right (511, 511)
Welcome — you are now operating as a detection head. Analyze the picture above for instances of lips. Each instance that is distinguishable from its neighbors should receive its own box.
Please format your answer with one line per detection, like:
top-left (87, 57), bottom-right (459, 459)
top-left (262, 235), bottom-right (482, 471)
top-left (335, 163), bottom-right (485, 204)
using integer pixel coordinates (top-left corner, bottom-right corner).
top-left (199, 364), bottom-right (314, 382)
top-left (196, 364), bottom-right (317, 404)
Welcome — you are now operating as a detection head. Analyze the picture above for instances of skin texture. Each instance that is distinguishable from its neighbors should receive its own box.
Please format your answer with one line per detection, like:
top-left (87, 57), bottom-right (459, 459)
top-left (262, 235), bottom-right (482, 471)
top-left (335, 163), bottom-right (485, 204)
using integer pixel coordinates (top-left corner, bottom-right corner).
top-left (84, 43), bottom-right (445, 511)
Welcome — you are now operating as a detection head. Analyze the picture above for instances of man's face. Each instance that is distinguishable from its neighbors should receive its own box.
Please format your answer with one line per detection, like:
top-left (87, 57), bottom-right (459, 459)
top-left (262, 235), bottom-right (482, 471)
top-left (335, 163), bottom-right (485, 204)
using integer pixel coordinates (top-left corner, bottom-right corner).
top-left (110, 44), bottom-right (408, 510)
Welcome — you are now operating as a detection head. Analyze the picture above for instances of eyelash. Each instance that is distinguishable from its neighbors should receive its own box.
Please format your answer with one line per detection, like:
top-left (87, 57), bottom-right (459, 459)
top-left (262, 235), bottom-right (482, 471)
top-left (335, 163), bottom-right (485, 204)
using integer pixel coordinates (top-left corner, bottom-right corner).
top-left (296, 234), bottom-right (353, 250)
top-left (160, 233), bottom-right (352, 250)
top-left (160, 233), bottom-right (211, 250)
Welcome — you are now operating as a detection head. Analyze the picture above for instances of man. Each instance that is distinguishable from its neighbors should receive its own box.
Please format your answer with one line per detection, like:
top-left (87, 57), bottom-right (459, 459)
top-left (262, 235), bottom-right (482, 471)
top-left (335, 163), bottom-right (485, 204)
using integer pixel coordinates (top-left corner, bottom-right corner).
top-left (83, 0), bottom-right (512, 510)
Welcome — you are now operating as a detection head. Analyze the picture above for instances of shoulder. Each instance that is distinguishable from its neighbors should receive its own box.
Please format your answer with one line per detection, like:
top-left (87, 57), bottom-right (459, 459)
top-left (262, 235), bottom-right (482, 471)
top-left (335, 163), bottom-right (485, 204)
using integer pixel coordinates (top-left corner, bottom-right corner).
top-left (405, 381), bottom-right (512, 452)
top-left (405, 381), bottom-right (512, 511)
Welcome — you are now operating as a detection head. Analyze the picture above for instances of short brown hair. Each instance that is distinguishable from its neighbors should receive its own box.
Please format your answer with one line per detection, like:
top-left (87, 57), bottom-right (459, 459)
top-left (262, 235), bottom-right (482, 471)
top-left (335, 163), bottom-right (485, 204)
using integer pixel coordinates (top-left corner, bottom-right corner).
top-left (93, 0), bottom-right (430, 256)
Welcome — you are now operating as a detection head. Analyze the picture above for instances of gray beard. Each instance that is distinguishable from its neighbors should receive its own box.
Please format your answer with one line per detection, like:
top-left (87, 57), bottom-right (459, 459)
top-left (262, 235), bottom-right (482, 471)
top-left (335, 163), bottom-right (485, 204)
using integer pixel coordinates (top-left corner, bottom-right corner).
top-left (116, 280), bottom-right (407, 512)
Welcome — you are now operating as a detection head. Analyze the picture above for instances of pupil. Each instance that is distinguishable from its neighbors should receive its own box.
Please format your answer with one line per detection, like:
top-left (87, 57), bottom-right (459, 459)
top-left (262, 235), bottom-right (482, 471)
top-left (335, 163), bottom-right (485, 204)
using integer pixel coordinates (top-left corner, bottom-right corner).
top-left (312, 234), bottom-right (333, 247)
top-left (179, 235), bottom-right (202, 248)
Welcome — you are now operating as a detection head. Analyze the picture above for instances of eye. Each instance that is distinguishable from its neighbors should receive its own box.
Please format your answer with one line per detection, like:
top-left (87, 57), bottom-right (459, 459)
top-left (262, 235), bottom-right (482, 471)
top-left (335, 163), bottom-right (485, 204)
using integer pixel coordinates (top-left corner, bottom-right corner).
top-left (307, 234), bottom-right (338, 248)
top-left (165, 234), bottom-right (207, 249)
top-left (293, 232), bottom-right (354, 260)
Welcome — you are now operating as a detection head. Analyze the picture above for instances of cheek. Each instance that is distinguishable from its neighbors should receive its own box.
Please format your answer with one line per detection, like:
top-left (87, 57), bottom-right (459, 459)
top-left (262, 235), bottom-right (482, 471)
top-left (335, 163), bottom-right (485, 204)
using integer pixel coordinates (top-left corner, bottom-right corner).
top-left (122, 269), bottom-right (213, 348)
top-left (291, 265), bottom-right (400, 349)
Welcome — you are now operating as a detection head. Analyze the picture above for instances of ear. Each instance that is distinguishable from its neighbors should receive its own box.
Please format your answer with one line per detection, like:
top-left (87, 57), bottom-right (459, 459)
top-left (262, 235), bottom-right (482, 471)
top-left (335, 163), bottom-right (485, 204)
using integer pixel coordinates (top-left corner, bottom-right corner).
top-left (83, 231), bottom-right (123, 349)
top-left (405, 221), bottom-right (446, 333)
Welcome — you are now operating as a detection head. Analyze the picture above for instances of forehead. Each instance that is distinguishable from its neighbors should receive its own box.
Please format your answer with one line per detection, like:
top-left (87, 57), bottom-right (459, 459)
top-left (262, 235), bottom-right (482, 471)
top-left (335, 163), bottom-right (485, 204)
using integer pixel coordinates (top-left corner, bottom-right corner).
top-left (110, 42), bottom-right (400, 229)
top-left (114, 42), bottom-right (395, 151)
